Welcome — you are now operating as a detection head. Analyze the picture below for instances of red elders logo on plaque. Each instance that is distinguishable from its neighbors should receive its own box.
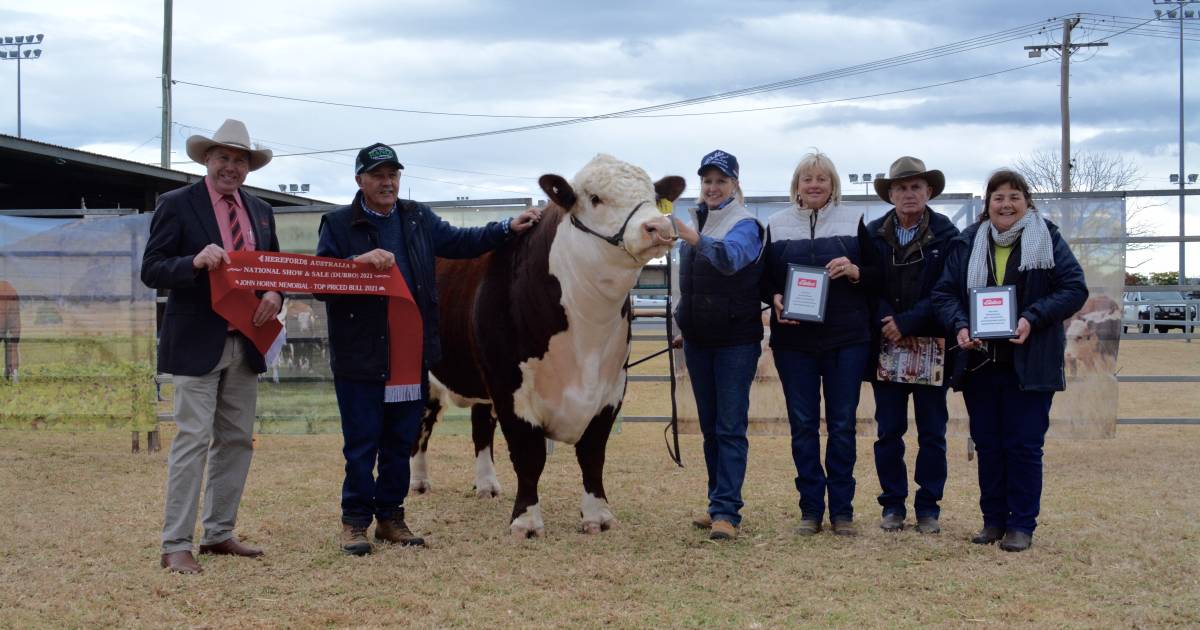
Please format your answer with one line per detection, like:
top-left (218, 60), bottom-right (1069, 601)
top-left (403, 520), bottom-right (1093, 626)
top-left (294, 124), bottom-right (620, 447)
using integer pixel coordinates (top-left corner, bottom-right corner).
top-left (983, 297), bottom-right (1004, 306)
top-left (797, 278), bottom-right (817, 288)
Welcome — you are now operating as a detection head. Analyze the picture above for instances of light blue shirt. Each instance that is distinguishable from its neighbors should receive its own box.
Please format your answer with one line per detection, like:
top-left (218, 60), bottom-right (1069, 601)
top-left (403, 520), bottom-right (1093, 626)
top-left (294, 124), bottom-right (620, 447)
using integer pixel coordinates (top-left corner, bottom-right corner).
top-left (695, 218), bottom-right (762, 275)
top-left (895, 222), bottom-right (920, 247)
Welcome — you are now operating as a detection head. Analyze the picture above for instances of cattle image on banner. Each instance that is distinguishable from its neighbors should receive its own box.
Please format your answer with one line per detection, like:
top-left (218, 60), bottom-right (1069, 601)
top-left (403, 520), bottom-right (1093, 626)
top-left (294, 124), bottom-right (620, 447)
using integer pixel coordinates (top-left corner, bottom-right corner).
top-left (411, 154), bottom-right (685, 538)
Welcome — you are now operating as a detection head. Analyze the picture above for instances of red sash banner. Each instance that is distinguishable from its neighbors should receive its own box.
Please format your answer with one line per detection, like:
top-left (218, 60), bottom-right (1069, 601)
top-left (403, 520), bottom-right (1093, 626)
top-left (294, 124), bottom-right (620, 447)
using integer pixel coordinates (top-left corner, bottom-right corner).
top-left (209, 251), bottom-right (423, 401)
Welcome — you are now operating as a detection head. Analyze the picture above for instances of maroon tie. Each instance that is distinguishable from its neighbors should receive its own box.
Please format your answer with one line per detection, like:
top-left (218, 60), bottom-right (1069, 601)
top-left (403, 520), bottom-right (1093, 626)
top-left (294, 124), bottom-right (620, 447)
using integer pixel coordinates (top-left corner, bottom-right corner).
top-left (224, 195), bottom-right (246, 251)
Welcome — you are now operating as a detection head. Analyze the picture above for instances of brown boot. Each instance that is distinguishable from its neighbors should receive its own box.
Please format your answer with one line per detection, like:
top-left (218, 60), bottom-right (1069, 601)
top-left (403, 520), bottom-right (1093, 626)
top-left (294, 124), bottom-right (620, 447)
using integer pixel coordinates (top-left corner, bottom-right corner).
top-left (709, 519), bottom-right (738, 541)
top-left (375, 514), bottom-right (426, 547)
top-left (692, 513), bottom-right (713, 530)
top-left (160, 550), bottom-right (203, 574)
top-left (340, 523), bottom-right (372, 556)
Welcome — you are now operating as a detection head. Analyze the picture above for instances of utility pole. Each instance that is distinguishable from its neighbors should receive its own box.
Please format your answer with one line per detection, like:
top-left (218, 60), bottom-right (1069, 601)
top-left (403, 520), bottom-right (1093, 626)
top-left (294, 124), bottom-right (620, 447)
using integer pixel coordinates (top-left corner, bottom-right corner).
top-left (1024, 17), bottom-right (1107, 192)
top-left (160, 0), bottom-right (172, 169)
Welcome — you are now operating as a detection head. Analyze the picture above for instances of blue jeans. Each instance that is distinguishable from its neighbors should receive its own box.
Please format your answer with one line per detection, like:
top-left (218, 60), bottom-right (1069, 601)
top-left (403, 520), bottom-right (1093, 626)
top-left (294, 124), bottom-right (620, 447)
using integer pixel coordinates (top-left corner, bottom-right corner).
top-left (684, 341), bottom-right (761, 527)
top-left (334, 378), bottom-right (425, 528)
top-left (962, 364), bottom-right (1053, 534)
top-left (773, 343), bottom-right (869, 523)
top-left (872, 381), bottom-right (948, 519)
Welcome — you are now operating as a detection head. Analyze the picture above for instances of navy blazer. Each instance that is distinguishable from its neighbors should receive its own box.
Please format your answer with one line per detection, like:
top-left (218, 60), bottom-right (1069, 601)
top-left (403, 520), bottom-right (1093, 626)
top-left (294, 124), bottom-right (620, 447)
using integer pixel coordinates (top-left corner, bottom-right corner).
top-left (141, 179), bottom-right (280, 376)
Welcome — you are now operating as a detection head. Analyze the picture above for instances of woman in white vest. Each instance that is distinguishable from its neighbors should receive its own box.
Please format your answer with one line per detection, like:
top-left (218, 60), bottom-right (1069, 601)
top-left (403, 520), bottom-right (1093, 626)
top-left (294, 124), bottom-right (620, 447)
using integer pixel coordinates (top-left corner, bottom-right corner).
top-left (764, 151), bottom-right (873, 537)
top-left (671, 150), bottom-right (765, 541)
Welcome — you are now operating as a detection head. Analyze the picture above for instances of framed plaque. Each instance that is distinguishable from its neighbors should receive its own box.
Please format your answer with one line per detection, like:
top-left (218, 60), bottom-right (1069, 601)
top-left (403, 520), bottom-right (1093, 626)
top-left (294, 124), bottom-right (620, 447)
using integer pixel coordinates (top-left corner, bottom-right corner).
top-left (969, 285), bottom-right (1018, 340)
top-left (782, 264), bottom-right (829, 322)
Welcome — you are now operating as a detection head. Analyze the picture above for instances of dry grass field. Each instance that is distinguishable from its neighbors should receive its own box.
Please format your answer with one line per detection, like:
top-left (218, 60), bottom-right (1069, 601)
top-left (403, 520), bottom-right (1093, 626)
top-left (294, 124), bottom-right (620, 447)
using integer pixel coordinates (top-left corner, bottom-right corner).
top-left (1, 341), bottom-right (1198, 627)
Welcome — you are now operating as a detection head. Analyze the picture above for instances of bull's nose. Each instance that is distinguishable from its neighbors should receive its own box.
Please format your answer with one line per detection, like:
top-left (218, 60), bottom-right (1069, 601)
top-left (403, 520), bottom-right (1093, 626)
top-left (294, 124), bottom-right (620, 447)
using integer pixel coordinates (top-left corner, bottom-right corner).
top-left (642, 215), bottom-right (672, 239)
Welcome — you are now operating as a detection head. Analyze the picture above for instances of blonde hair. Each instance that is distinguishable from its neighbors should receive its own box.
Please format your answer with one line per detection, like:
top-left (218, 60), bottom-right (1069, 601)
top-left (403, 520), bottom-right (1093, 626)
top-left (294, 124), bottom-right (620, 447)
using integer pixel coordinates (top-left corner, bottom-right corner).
top-left (695, 166), bottom-right (744, 206)
top-left (789, 151), bottom-right (841, 208)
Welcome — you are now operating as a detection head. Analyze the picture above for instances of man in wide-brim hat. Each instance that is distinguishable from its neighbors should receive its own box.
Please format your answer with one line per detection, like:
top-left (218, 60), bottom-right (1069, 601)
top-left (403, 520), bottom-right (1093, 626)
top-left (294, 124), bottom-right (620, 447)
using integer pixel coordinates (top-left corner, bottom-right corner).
top-left (142, 118), bottom-right (283, 574)
top-left (862, 156), bottom-right (960, 536)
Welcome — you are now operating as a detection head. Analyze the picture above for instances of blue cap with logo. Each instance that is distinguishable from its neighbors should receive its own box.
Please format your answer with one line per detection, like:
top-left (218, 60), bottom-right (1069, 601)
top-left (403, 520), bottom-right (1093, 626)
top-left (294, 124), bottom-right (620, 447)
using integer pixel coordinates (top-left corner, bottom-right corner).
top-left (697, 149), bottom-right (739, 179)
top-left (355, 142), bottom-right (405, 174)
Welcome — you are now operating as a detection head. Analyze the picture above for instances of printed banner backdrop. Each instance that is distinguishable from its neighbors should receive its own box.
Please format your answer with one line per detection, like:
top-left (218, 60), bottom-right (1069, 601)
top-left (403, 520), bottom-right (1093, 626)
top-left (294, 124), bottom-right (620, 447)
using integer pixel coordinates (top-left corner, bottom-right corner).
top-left (0, 214), bottom-right (157, 431)
top-left (672, 195), bottom-right (1123, 439)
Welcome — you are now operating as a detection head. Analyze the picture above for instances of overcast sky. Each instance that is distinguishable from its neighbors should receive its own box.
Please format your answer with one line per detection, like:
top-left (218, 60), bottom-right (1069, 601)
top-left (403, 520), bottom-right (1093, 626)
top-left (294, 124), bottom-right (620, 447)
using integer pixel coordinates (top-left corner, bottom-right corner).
top-left (1, 0), bottom-right (1197, 270)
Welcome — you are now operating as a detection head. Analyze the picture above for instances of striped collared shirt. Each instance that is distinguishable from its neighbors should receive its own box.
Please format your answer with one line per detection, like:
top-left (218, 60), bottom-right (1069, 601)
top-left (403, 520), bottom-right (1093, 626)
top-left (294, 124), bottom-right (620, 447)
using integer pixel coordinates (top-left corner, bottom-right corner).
top-left (895, 222), bottom-right (920, 247)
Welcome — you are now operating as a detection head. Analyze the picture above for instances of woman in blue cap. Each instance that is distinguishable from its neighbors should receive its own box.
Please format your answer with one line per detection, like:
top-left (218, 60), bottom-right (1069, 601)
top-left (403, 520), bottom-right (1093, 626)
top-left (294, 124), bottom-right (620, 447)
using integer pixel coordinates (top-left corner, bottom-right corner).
top-left (671, 149), bottom-right (765, 541)
top-left (763, 151), bottom-right (873, 537)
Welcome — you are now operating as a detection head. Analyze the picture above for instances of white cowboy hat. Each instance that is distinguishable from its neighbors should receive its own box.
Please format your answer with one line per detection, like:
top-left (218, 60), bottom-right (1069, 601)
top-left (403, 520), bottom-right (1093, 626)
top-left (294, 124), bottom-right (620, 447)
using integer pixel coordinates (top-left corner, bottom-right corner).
top-left (185, 119), bottom-right (273, 171)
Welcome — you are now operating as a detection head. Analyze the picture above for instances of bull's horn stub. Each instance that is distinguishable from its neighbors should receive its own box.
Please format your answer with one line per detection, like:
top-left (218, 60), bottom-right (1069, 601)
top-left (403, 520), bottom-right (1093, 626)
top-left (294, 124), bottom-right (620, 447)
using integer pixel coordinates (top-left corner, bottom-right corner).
top-left (656, 199), bottom-right (673, 215)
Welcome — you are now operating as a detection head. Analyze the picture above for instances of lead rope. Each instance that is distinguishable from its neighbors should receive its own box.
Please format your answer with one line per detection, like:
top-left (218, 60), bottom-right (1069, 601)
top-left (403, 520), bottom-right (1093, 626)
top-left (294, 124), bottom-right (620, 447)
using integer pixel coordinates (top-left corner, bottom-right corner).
top-left (663, 248), bottom-right (683, 467)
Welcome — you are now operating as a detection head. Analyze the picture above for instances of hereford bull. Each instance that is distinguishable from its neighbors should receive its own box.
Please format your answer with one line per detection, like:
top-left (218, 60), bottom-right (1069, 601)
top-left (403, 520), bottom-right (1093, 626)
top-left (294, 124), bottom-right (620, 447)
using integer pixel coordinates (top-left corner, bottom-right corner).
top-left (1064, 294), bottom-right (1121, 378)
top-left (410, 154), bottom-right (683, 538)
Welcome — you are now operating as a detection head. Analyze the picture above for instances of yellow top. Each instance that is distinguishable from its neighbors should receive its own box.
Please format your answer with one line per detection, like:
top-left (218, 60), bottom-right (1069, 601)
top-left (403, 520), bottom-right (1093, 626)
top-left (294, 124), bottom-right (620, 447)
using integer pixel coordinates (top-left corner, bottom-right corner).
top-left (993, 243), bottom-right (1014, 285)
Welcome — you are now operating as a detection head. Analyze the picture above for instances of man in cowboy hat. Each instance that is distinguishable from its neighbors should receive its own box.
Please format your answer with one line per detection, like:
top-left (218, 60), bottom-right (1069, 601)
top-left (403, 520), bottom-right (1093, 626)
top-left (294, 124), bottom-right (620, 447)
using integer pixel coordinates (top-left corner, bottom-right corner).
top-left (862, 156), bottom-right (960, 535)
top-left (142, 118), bottom-right (283, 574)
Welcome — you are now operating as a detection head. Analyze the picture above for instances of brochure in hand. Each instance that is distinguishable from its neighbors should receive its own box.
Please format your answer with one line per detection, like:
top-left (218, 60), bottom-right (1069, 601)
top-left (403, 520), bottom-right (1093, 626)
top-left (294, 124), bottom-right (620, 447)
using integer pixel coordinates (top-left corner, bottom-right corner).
top-left (876, 336), bottom-right (945, 386)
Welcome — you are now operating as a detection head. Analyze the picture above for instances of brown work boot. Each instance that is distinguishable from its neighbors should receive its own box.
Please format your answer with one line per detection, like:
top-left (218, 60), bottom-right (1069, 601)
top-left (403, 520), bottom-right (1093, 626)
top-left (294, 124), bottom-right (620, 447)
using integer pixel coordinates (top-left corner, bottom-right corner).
top-left (794, 518), bottom-right (822, 536)
top-left (375, 514), bottom-right (426, 547)
top-left (340, 523), bottom-right (372, 556)
top-left (692, 513), bottom-right (713, 530)
top-left (831, 519), bottom-right (858, 537)
top-left (709, 519), bottom-right (738, 541)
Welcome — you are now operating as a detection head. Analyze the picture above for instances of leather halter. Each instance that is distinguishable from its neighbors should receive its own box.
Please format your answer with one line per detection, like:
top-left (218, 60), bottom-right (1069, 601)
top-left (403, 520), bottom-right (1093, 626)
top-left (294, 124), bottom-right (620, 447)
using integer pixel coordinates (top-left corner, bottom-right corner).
top-left (569, 200), bottom-right (650, 260)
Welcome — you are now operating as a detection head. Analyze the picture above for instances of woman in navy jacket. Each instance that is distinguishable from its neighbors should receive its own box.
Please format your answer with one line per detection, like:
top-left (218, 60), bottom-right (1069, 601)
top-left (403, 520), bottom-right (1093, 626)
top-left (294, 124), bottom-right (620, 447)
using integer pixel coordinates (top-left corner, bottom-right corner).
top-left (764, 151), bottom-right (872, 537)
top-left (932, 169), bottom-right (1087, 552)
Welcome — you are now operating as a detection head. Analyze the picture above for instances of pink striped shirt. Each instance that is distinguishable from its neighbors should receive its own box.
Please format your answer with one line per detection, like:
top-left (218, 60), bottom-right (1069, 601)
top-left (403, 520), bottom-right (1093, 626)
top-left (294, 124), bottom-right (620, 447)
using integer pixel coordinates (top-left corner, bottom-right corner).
top-left (204, 177), bottom-right (257, 251)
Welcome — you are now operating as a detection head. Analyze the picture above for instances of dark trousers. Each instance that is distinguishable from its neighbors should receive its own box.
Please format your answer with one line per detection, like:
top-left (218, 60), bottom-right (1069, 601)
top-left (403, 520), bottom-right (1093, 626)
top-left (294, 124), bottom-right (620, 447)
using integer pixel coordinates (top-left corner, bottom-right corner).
top-left (962, 365), bottom-right (1053, 534)
top-left (871, 380), bottom-right (949, 519)
top-left (334, 378), bottom-right (424, 528)
top-left (773, 343), bottom-right (869, 523)
top-left (683, 341), bottom-right (761, 527)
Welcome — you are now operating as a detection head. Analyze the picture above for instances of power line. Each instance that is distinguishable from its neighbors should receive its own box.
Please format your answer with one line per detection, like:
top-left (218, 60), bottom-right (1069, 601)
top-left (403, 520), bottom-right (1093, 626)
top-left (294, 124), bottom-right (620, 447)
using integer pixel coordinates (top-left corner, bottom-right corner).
top-left (268, 57), bottom-right (1060, 158)
top-left (174, 17), bottom-right (1068, 125)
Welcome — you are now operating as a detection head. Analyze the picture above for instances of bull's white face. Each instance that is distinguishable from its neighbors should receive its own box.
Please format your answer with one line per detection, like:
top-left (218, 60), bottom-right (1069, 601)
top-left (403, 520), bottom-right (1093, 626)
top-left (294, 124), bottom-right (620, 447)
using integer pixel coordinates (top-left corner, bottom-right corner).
top-left (570, 154), bottom-right (673, 265)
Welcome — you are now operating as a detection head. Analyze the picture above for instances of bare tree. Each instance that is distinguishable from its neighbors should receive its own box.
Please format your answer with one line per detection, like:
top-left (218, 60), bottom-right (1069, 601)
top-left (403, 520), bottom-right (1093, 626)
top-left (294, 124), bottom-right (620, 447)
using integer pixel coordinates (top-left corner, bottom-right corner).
top-left (1011, 150), bottom-right (1163, 284)
top-left (1014, 150), bottom-right (1139, 193)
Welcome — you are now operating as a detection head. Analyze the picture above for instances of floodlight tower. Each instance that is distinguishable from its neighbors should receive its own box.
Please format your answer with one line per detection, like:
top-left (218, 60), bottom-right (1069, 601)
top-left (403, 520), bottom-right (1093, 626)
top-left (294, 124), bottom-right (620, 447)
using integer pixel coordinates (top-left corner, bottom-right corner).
top-left (1153, 0), bottom-right (1199, 285)
top-left (0, 33), bottom-right (45, 137)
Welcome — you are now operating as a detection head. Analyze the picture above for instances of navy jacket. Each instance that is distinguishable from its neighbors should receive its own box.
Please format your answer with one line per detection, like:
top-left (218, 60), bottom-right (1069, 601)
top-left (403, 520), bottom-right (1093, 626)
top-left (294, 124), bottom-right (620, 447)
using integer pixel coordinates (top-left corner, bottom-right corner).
top-left (932, 219), bottom-right (1088, 392)
top-left (141, 179), bottom-right (280, 376)
top-left (762, 216), bottom-right (872, 353)
top-left (861, 208), bottom-right (959, 378)
top-left (316, 193), bottom-right (510, 381)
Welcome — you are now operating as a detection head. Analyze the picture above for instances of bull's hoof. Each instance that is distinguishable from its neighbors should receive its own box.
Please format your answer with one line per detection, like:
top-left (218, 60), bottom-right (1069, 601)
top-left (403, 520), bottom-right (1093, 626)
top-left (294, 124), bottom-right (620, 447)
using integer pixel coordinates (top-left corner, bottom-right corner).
top-left (410, 479), bottom-right (431, 495)
top-left (580, 517), bottom-right (617, 535)
top-left (511, 526), bottom-right (545, 541)
top-left (579, 493), bottom-right (615, 535)
top-left (510, 505), bottom-right (544, 540)
top-left (473, 477), bottom-right (502, 499)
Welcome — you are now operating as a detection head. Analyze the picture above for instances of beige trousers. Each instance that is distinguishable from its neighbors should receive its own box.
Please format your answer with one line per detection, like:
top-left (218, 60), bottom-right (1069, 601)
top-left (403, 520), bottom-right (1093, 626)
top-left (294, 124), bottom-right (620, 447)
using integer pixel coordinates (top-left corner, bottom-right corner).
top-left (161, 335), bottom-right (258, 553)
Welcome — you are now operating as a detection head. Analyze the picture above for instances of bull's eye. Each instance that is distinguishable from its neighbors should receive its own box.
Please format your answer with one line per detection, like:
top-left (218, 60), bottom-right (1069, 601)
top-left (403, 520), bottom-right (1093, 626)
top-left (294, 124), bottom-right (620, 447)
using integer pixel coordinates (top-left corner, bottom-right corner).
top-left (590, 194), bottom-right (601, 206)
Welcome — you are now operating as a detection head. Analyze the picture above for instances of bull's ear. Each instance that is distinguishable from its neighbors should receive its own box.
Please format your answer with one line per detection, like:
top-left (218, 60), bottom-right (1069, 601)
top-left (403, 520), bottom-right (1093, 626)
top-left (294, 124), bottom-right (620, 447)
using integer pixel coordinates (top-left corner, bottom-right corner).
top-left (655, 175), bottom-right (687, 202)
top-left (539, 174), bottom-right (576, 209)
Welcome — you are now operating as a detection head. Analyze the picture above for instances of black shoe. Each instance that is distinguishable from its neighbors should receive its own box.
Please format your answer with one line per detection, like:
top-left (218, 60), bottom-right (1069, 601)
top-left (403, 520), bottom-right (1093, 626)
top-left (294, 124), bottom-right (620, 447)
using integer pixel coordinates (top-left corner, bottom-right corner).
top-left (971, 526), bottom-right (1004, 545)
top-left (879, 513), bottom-right (905, 532)
top-left (914, 516), bottom-right (941, 534)
top-left (999, 530), bottom-right (1032, 552)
